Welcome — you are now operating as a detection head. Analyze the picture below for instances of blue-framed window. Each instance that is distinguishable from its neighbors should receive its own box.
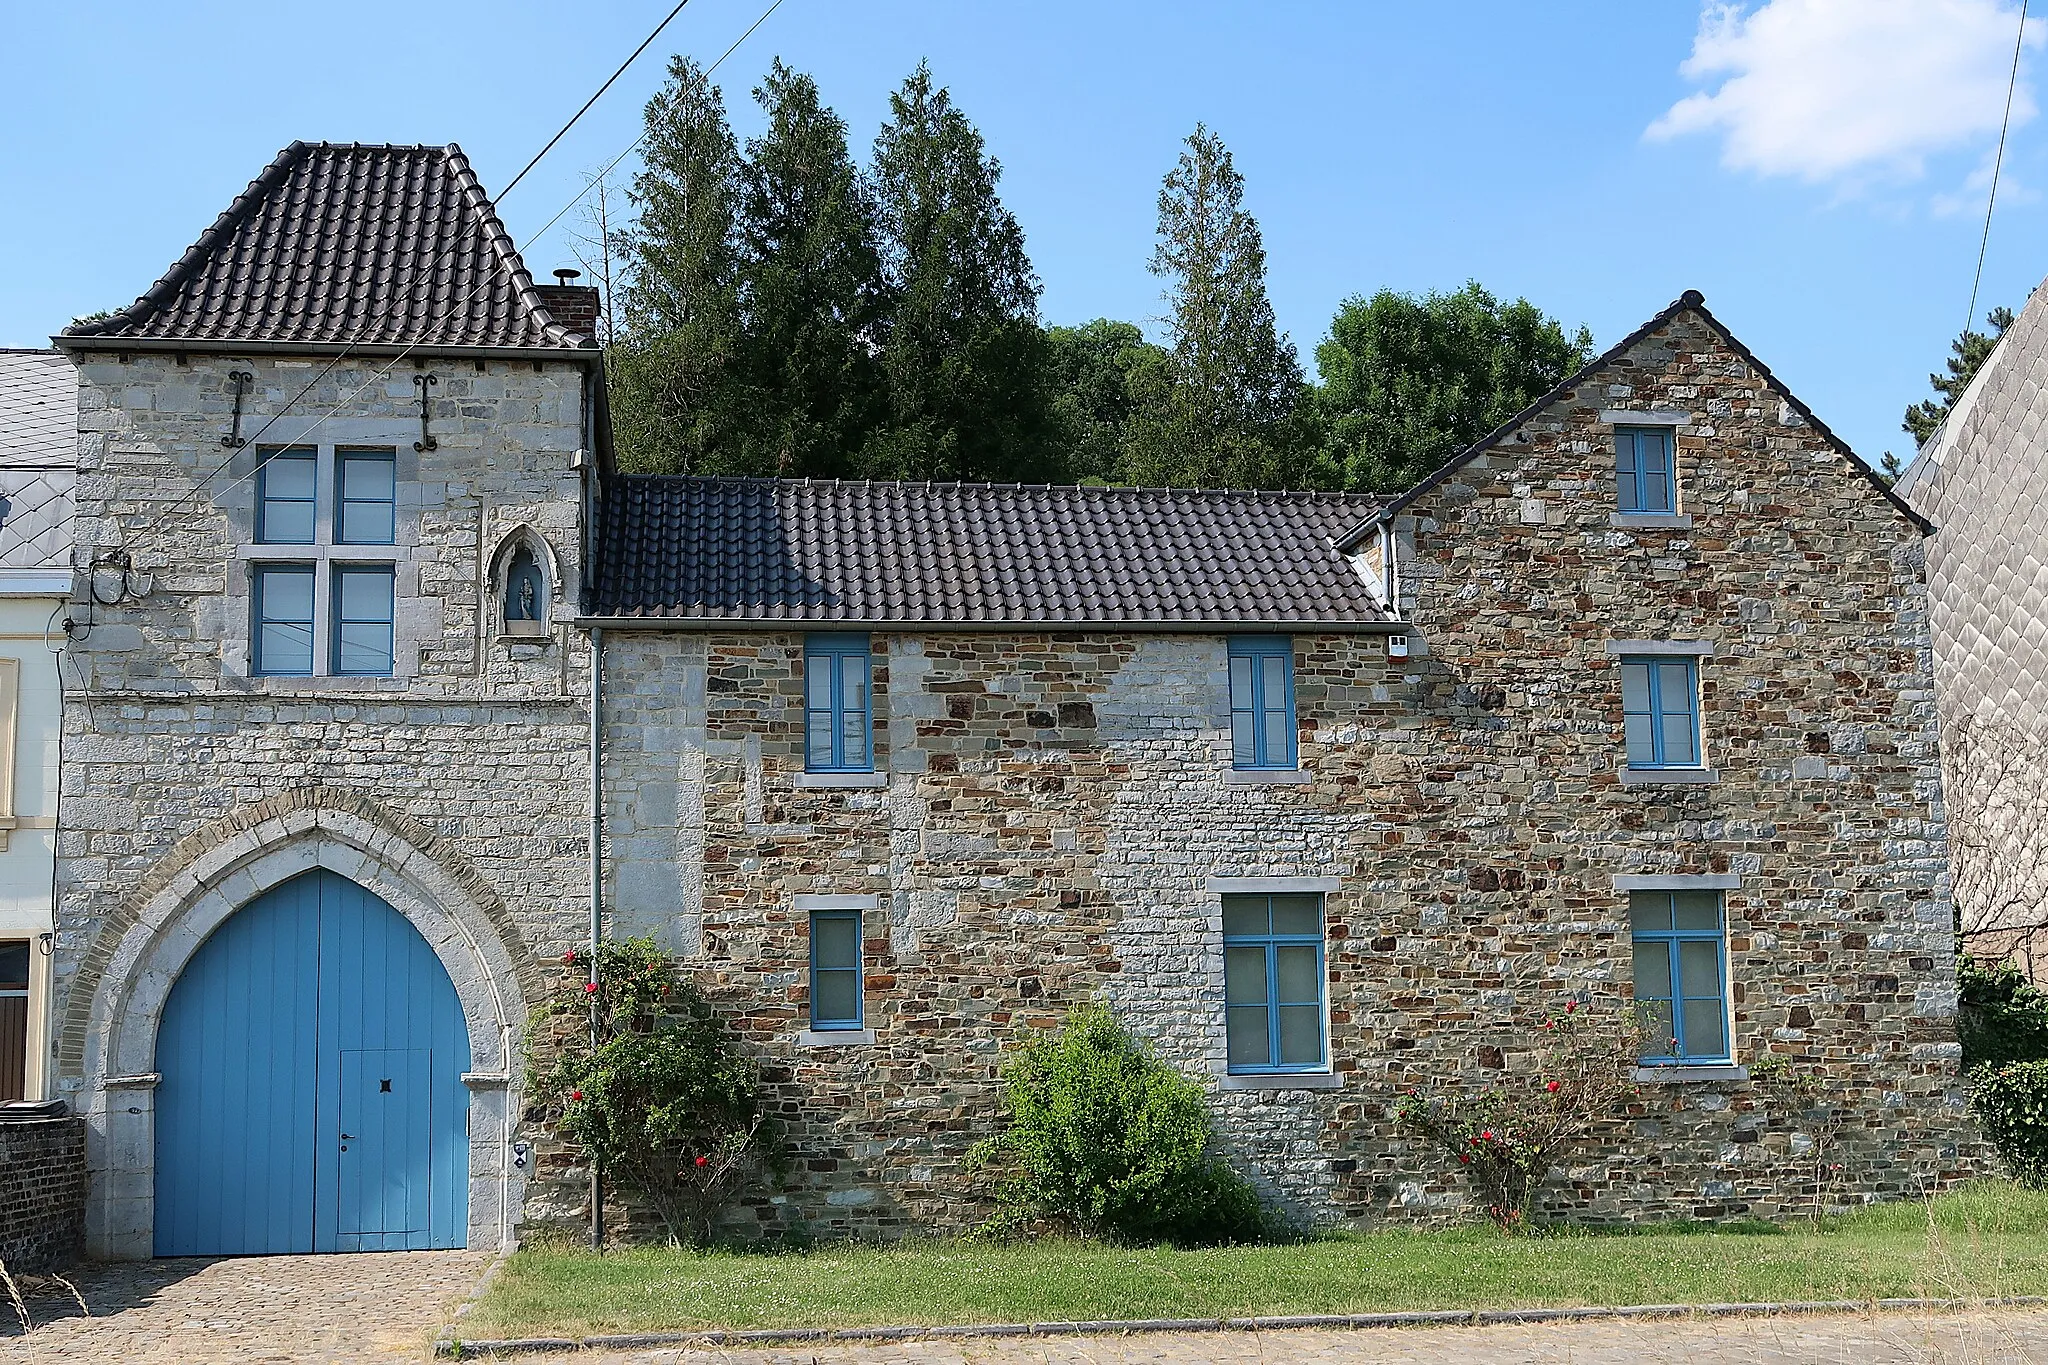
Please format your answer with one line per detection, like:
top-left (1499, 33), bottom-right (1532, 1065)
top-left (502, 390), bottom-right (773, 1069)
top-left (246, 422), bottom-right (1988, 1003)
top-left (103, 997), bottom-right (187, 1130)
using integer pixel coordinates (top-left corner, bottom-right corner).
top-left (256, 449), bottom-right (317, 544)
top-left (252, 565), bottom-right (315, 676)
top-left (809, 908), bottom-right (863, 1030)
top-left (1616, 426), bottom-right (1675, 513)
top-left (1630, 891), bottom-right (1730, 1064)
top-left (1228, 636), bottom-right (1296, 770)
top-left (804, 634), bottom-right (872, 773)
top-left (331, 566), bottom-right (396, 676)
top-left (1620, 655), bottom-right (1701, 768)
top-left (336, 449), bottom-right (397, 545)
top-left (1222, 892), bottom-right (1325, 1073)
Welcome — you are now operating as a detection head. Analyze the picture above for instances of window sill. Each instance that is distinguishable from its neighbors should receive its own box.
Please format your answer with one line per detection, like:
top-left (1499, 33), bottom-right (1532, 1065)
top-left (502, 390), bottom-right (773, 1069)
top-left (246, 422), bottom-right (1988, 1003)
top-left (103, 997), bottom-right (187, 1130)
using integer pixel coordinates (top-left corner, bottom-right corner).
top-left (793, 771), bottom-right (888, 789)
top-left (1618, 766), bottom-right (1720, 786)
top-left (1632, 1064), bottom-right (1748, 1084)
top-left (1220, 1071), bottom-right (1343, 1091)
top-left (1610, 512), bottom-right (1693, 530)
top-left (500, 619), bottom-right (549, 640)
top-left (797, 1028), bottom-right (876, 1048)
top-left (1222, 768), bottom-right (1312, 786)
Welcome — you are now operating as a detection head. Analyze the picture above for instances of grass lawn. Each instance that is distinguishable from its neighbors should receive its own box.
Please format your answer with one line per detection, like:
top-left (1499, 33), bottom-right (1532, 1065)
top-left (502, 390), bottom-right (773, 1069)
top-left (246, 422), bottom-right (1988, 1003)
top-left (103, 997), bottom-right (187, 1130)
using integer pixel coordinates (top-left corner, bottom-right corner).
top-left (464, 1183), bottom-right (2048, 1339)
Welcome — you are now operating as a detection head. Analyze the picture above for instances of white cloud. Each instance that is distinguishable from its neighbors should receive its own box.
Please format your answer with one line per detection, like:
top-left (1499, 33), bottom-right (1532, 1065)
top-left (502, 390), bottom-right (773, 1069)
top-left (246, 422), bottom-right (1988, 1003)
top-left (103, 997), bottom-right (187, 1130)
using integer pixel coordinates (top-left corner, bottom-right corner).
top-left (1648, 0), bottom-right (2042, 187)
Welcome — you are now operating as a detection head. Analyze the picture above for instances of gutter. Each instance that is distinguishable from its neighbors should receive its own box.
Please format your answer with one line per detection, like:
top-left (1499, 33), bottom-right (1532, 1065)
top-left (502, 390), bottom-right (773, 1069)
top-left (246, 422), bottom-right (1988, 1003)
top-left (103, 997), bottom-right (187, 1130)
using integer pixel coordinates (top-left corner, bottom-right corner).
top-left (570, 616), bottom-right (1405, 635)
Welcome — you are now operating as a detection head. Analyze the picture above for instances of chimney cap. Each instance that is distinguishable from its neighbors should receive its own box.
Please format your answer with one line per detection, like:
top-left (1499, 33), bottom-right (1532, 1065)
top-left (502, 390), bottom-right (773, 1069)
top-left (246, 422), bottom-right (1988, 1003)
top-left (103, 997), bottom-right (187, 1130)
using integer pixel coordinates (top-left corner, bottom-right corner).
top-left (552, 268), bottom-right (583, 284)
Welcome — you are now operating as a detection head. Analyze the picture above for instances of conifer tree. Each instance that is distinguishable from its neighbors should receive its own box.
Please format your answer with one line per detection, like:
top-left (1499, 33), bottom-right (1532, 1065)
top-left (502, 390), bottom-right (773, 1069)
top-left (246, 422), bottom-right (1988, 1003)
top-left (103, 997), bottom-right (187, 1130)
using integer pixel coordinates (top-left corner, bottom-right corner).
top-left (608, 56), bottom-right (750, 474)
top-left (1904, 305), bottom-right (2015, 449)
top-left (732, 60), bottom-right (888, 477)
top-left (1126, 125), bottom-right (1321, 489)
top-left (866, 63), bottom-right (1058, 481)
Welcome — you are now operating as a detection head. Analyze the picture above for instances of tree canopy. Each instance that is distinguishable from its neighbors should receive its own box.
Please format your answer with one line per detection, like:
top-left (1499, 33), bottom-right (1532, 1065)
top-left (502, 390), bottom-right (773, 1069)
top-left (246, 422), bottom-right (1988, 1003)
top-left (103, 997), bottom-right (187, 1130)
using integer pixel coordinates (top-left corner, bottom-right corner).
top-left (1903, 305), bottom-right (2015, 450)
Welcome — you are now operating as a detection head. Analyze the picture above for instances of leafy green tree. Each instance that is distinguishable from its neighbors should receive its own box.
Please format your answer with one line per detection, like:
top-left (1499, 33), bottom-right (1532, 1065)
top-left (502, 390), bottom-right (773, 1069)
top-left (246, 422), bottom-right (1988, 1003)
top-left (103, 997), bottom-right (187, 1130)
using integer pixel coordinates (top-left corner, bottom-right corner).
top-left (1314, 283), bottom-right (1594, 494)
top-left (608, 57), bottom-right (750, 475)
top-left (866, 63), bottom-right (1058, 481)
top-left (1903, 305), bottom-right (2015, 450)
top-left (1044, 320), bottom-right (1164, 483)
top-left (731, 60), bottom-right (889, 477)
top-left (1126, 126), bottom-right (1323, 489)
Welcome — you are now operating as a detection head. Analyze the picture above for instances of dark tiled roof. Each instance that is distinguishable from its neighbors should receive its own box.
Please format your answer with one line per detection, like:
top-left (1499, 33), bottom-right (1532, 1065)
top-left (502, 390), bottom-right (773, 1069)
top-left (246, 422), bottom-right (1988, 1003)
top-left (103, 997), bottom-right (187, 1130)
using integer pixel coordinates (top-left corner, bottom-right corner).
top-left (1345, 290), bottom-right (1931, 543)
top-left (0, 351), bottom-right (76, 571)
top-left (589, 478), bottom-right (1394, 628)
top-left (60, 142), bottom-right (590, 352)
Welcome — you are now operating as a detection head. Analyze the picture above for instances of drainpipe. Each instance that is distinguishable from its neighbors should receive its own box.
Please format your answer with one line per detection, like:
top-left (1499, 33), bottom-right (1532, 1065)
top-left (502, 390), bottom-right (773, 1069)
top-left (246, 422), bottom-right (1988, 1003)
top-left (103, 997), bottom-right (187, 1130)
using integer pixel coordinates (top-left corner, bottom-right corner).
top-left (588, 624), bottom-right (603, 1250)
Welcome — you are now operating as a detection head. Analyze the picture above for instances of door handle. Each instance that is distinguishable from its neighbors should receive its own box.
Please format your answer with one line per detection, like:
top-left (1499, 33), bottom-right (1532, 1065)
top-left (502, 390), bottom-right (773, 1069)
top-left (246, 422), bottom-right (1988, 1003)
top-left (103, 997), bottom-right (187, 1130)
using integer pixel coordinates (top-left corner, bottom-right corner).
top-left (340, 1133), bottom-right (355, 1141)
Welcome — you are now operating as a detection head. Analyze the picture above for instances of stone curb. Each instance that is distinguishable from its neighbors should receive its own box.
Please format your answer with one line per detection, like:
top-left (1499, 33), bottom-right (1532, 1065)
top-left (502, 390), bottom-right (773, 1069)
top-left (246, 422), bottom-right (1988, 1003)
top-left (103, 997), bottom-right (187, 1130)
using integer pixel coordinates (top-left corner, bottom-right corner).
top-left (432, 1295), bottom-right (2048, 1356)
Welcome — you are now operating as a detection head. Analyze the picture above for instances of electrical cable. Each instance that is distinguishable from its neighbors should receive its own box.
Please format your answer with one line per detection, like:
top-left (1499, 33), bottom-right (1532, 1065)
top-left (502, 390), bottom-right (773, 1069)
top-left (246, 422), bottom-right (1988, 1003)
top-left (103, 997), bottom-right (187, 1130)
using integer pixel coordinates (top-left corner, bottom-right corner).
top-left (1967, 0), bottom-right (2030, 340)
top-left (91, 0), bottom-right (789, 564)
top-left (498, 0), bottom-right (694, 201)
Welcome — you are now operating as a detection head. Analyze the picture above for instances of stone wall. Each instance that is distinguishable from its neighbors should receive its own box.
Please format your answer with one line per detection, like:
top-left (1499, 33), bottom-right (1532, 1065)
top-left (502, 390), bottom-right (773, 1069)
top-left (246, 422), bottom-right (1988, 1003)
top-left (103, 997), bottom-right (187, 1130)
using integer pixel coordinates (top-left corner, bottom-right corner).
top-left (57, 350), bottom-right (596, 1255)
top-left (571, 305), bottom-right (1981, 1241)
top-left (0, 1116), bottom-right (84, 1272)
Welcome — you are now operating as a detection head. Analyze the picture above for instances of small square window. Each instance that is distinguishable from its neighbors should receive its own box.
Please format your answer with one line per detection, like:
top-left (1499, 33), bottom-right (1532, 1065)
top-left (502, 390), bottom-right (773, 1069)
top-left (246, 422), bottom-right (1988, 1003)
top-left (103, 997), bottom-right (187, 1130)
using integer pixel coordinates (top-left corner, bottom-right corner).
top-left (256, 449), bottom-right (317, 544)
top-left (1630, 891), bottom-right (1730, 1064)
top-left (804, 635), bottom-right (872, 773)
top-left (332, 566), bottom-right (395, 676)
top-left (1616, 426), bottom-right (1675, 514)
top-left (1221, 892), bottom-right (1325, 1073)
top-left (336, 449), bottom-right (397, 545)
top-left (1228, 637), bottom-right (1296, 770)
top-left (809, 908), bottom-right (863, 1030)
top-left (1620, 655), bottom-right (1701, 768)
top-left (252, 566), bottom-right (315, 676)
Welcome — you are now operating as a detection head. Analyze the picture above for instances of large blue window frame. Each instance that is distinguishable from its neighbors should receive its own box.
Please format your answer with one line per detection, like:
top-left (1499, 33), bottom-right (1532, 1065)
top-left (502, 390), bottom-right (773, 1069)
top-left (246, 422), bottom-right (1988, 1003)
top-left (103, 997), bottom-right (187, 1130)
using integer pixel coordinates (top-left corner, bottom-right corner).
top-left (1228, 636), bottom-right (1297, 770)
top-left (1620, 655), bottom-right (1702, 769)
top-left (331, 565), bottom-right (396, 677)
top-left (256, 448), bottom-right (317, 545)
top-left (1616, 426), bottom-right (1675, 513)
top-left (804, 635), bottom-right (873, 773)
top-left (251, 565), bottom-right (315, 677)
top-left (336, 449), bottom-right (397, 545)
top-left (808, 908), bottom-right (863, 1030)
top-left (1221, 893), bottom-right (1326, 1073)
top-left (1629, 891), bottom-right (1731, 1064)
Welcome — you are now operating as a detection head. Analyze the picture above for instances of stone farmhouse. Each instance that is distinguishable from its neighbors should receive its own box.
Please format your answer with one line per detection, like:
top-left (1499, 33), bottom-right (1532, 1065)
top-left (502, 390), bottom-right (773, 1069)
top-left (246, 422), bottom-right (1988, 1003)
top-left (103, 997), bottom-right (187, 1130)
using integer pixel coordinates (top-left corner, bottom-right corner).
top-left (36, 141), bottom-right (1975, 1260)
top-left (1897, 281), bottom-right (2048, 973)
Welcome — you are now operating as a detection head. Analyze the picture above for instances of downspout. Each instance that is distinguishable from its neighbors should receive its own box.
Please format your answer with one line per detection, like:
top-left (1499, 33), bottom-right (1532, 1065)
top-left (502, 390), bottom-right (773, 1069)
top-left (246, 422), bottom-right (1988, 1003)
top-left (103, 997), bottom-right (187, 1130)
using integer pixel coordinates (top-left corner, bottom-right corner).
top-left (1379, 520), bottom-right (1400, 615)
top-left (588, 624), bottom-right (604, 1250)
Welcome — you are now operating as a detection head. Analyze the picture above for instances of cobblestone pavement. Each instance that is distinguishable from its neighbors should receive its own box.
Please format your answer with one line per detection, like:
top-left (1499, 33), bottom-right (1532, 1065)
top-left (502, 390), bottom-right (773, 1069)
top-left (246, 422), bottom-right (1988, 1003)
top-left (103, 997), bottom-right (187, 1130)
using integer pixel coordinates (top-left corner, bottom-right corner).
top-left (0, 1249), bottom-right (490, 1363)
top-left (539, 1309), bottom-right (2048, 1365)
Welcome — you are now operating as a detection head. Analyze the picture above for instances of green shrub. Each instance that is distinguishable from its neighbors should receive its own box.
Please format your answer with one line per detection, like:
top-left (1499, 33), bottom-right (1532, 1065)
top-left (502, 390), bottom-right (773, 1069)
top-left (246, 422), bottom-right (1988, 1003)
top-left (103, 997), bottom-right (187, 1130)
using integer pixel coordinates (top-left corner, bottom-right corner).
top-left (1973, 1061), bottom-right (2048, 1188)
top-left (971, 1004), bottom-right (1268, 1246)
top-left (525, 937), bottom-right (781, 1246)
top-left (1959, 956), bottom-right (2048, 1073)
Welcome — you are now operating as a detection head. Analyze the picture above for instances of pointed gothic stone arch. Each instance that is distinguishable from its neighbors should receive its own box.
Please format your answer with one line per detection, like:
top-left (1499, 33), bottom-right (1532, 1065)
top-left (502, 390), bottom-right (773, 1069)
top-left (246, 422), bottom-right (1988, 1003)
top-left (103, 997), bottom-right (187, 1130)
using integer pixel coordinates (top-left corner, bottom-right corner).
top-left (488, 525), bottom-right (560, 639)
top-left (71, 787), bottom-right (534, 1259)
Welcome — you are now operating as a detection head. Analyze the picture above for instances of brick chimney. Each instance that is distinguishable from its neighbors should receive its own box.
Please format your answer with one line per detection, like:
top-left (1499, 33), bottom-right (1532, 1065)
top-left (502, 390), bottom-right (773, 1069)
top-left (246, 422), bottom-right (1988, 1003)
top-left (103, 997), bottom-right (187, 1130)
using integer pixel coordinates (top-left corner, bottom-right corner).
top-left (534, 268), bottom-right (601, 341)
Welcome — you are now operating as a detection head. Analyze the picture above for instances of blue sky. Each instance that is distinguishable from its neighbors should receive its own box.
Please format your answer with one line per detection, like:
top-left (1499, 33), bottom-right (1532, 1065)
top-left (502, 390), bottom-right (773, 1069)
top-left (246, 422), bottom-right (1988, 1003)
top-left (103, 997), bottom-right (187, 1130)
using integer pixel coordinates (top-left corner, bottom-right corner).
top-left (4, 0), bottom-right (2043, 470)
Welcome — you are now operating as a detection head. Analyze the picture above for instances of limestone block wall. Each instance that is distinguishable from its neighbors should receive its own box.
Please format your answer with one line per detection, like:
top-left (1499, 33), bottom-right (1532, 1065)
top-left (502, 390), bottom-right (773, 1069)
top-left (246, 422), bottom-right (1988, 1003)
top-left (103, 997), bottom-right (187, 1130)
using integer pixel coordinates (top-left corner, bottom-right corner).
top-left (55, 351), bottom-right (597, 1254)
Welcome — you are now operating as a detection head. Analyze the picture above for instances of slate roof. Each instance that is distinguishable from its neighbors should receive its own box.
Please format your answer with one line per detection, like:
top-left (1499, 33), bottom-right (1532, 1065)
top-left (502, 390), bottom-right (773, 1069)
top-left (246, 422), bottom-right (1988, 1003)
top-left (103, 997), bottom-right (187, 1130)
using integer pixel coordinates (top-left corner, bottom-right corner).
top-left (1340, 290), bottom-right (1930, 545)
top-left (588, 478), bottom-right (1395, 628)
top-left (0, 351), bottom-right (76, 572)
top-left (59, 142), bottom-right (590, 353)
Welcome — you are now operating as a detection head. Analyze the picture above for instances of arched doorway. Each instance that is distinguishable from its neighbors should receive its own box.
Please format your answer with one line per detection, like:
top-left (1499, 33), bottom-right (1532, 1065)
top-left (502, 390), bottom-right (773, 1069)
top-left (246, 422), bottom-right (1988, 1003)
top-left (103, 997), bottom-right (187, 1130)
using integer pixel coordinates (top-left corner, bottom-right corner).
top-left (153, 869), bottom-right (471, 1255)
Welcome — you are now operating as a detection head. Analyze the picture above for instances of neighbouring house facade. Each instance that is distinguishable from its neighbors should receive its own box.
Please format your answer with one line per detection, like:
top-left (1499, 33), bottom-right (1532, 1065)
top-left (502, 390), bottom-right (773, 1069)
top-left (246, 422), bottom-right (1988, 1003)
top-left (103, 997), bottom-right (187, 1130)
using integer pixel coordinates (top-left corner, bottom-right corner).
top-left (1896, 280), bottom-right (2048, 972)
top-left (0, 350), bottom-right (75, 1106)
top-left (41, 142), bottom-right (1978, 1260)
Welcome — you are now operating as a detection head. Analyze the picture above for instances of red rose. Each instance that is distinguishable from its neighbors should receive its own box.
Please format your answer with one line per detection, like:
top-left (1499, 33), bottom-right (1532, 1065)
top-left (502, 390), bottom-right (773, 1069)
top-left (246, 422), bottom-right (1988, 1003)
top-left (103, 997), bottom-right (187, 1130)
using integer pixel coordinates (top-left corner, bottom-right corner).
top-left (694, 1155), bottom-right (709, 1167)
top-left (1481, 1130), bottom-right (1494, 1141)
top-left (562, 950), bottom-right (576, 964)
top-left (569, 1089), bottom-right (583, 1101)
top-left (1459, 1154), bottom-right (1471, 1164)
top-left (1564, 1001), bottom-right (1576, 1013)
top-left (585, 982), bottom-right (599, 994)
top-left (1545, 1080), bottom-right (1560, 1093)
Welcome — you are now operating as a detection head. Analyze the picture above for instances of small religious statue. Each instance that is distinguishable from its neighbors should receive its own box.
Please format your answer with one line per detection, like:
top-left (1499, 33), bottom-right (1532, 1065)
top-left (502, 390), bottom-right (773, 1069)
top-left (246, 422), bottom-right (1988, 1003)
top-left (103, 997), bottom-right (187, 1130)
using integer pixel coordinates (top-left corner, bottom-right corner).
top-left (503, 545), bottom-right (546, 634)
top-left (517, 574), bottom-right (536, 621)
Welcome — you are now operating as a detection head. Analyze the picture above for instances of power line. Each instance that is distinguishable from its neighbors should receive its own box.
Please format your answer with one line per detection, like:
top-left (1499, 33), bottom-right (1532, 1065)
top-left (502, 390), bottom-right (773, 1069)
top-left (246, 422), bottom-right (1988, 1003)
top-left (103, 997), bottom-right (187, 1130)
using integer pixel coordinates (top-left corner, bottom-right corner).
top-left (101, 0), bottom-right (788, 559)
top-left (498, 0), bottom-right (694, 202)
top-left (1967, 0), bottom-right (2031, 339)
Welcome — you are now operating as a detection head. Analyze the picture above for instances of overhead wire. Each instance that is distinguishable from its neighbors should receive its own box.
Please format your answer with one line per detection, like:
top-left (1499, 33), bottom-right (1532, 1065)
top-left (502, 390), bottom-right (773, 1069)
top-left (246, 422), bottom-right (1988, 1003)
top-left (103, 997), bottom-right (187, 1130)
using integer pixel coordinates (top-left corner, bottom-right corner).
top-left (90, 0), bottom-right (787, 563)
top-left (1966, 0), bottom-right (2031, 340)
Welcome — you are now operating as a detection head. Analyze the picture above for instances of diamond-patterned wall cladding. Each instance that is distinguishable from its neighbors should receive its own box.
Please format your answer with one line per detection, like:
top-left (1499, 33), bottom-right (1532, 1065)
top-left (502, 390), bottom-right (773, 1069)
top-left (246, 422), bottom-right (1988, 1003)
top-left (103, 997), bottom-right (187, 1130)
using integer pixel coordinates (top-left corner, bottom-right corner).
top-left (1901, 280), bottom-right (2048, 948)
top-left (0, 351), bottom-right (75, 572)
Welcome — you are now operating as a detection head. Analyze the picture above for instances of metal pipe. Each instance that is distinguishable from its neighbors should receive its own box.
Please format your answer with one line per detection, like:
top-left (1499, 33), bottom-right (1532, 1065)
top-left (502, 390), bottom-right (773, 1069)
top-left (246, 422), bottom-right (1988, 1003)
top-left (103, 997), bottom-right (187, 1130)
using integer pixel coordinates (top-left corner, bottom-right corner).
top-left (588, 624), bottom-right (603, 1250)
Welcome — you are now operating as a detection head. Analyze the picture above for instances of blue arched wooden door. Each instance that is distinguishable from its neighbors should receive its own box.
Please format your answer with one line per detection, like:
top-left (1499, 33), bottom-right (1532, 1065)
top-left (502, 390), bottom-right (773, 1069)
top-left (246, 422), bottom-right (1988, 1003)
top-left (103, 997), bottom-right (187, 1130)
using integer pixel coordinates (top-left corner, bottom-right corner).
top-left (154, 869), bottom-right (471, 1255)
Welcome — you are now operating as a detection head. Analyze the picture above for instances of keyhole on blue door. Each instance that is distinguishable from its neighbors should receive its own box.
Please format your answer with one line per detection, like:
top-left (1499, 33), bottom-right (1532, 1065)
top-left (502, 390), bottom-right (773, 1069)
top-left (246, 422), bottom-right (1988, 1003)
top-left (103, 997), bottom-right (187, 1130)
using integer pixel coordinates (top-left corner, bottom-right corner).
top-left (381, 1079), bottom-right (391, 1092)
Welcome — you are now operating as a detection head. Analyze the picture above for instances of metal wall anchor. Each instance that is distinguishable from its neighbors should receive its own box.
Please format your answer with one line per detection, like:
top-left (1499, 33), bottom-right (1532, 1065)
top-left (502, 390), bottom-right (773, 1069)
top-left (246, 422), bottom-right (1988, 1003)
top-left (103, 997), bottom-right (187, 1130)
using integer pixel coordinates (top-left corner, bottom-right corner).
top-left (220, 370), bottom-right (254, 448)
top-left (414, 372), bottom-right (439, 452)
